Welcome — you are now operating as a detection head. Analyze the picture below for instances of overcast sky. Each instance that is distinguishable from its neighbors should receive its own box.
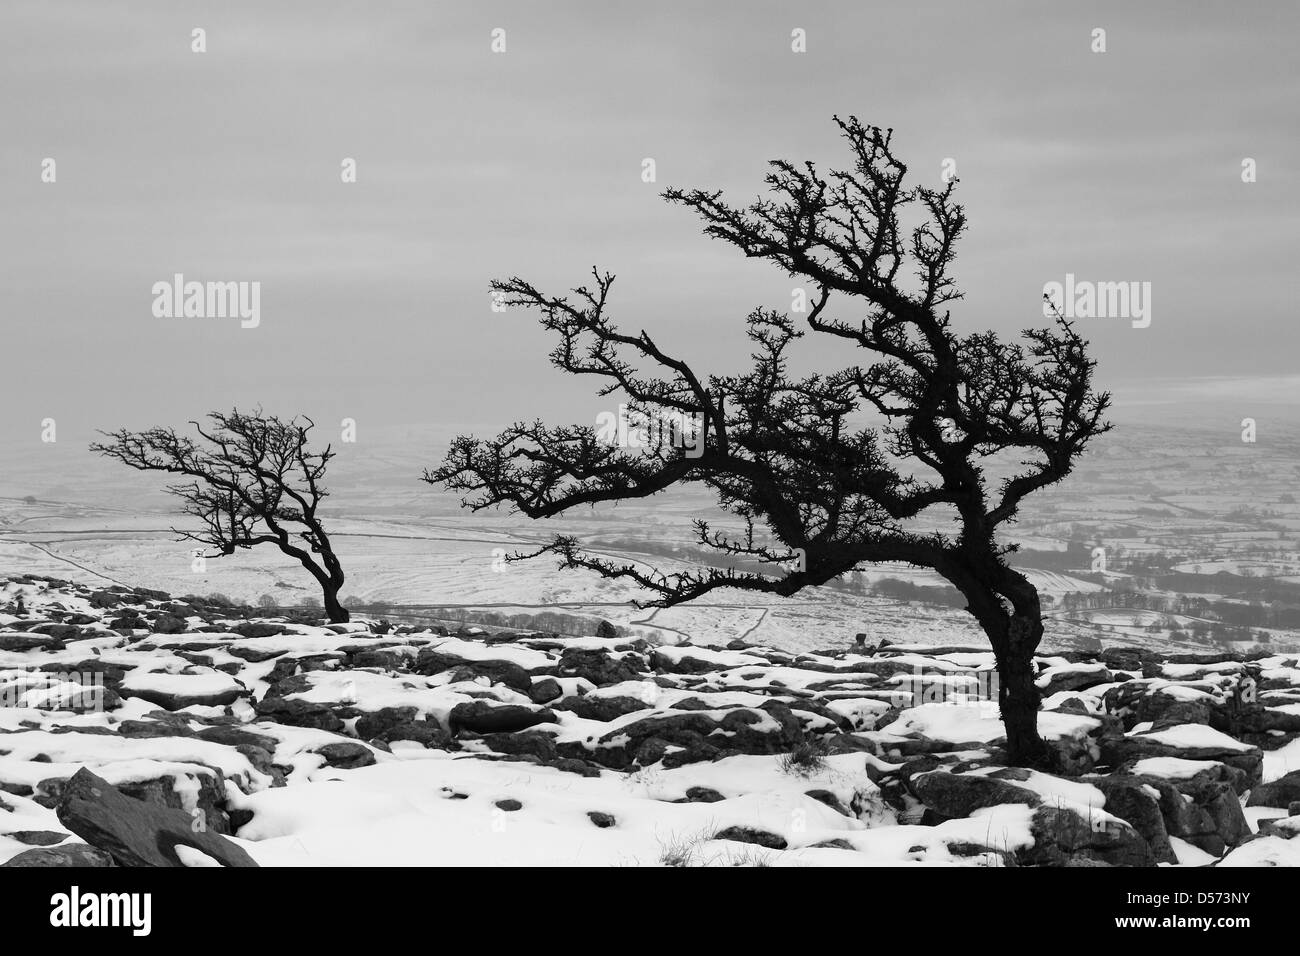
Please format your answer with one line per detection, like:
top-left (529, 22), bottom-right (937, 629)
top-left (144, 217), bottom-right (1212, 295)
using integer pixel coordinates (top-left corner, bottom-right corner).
top-left (2, 0), bottom-right (1297, 462)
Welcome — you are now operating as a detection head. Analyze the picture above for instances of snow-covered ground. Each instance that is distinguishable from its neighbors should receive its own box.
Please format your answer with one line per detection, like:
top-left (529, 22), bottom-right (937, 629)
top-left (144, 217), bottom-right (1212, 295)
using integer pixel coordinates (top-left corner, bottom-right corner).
top-left (3, 574), bottom-right (1300, 868)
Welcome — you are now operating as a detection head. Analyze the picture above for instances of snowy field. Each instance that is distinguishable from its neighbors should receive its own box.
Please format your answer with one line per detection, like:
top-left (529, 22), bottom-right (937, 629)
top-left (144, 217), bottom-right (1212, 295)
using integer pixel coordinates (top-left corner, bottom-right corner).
top-left (4, 576), bottom-right (1300, 868)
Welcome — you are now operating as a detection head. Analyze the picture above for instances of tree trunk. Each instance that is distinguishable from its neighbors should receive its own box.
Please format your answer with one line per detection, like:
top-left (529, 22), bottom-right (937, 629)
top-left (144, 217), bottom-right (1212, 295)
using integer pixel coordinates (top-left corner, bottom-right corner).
top-left (997, 613), bottom-right (1048, 767)
top-left (288, 546), bottom-right (350, 624)
top-left (321, 583), bottom-right (350, 624)
top-left (959, 568), bottom-right (1050, 768)
top-left (998, 649), bottom-right (1047, 766)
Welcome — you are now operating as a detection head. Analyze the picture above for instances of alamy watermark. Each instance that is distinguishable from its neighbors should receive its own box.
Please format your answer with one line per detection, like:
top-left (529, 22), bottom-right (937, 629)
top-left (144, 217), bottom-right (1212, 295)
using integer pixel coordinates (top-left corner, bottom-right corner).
top-left (595, 404), bottom-right (703, 458)
top-left (1042, 273), bottom-right (1151, 328)
top-left (1, 671), bottom-right (107, 711)
top-left (152, 273), bottom-right (260, 328)
top-left (892, 663), bottom-right (999, 707)
top-left (50, 886), bottom-right (151, 936)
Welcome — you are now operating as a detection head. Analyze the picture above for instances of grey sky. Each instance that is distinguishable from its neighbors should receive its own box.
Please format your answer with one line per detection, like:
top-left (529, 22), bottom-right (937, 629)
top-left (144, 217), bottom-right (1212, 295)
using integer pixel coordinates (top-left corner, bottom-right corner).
top-left (2, 0), bottom-right (1297, 460)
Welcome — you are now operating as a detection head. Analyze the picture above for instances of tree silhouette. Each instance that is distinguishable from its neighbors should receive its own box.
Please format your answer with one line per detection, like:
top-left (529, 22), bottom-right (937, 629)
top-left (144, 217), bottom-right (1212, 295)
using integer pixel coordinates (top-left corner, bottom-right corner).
top-left (92, 409), bottom-right (351, 623)
top-left (427, 117), bottom-right (1111, 766)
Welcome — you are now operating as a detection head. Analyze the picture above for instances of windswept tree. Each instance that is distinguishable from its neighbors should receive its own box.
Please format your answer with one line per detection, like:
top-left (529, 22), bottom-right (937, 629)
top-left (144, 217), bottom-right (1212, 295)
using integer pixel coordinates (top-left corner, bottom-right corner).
top-left (92, 409), bottom-right (351, 623)
top-left (427, 117), bottom-right (1111, 766)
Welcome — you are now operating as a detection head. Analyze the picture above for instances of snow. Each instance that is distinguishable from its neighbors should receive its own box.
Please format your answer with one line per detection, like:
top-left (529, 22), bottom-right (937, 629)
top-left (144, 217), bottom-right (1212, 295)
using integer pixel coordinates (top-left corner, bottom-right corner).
top-left (223, 634), bottom-right (397, 660)
top-left (1261, 667), bottom-right (1300, 686)
top-left (1244, 806), bottom-right (1289, 832)
top-left (1137, 723), bottom-right (1256, 752)
top-left (1130, 757), bottom-right (1224, 779)
top-left (1168, 836), bottom-right (1217, 867)
top-left (284, 670), bottom-right (477, 726)
top-left (1218, 836), bottom-right (1300, 867)
top-left (1040, 690), bottom-right (1105, 713)
top-left (0, 728), bottom-right (266, 780)
top-left (1035, 662), bottom-right (1109, 689)
top-left (120, 671), bottom-right (246, 699)
top-left (932, 652), bottom-right (998, 668)
top-left (973, 767), bottom-right (1105, 811)
top-left (228, 755), bottom-right (875, 867)
top-left (1260, 815), bottom-right (1300, 838)
top-left (886, 701), bottom-right (1099, 744)
top-left (1152, 683), bottom-right (1219, 704)
top-left (652, 645), bottom-right (768, 669)
top-left (719, 665), bottom-right (882, 693)
top-left (824, 696), bottom-right (894, 729)
top-left (226, 752), bottom-right (1036, 867)
top-left (422, 637), bottom-right (553, 671)
top-left (174, 845), bottom-right (223, 867)
top-left (2, 575), bottom-right (1297, 868)
top-left (1160, 661), bottom-right (1246, 679)
top-left (1262, 736), bottom-right (1300, 781)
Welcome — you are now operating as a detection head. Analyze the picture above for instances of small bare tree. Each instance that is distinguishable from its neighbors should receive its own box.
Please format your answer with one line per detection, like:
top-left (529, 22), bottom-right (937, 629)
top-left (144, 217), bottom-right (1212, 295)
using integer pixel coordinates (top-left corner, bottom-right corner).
top-left (426, 117), bottom-right (1111, 766)
top-left (92, 409), bottom-right (350, 623)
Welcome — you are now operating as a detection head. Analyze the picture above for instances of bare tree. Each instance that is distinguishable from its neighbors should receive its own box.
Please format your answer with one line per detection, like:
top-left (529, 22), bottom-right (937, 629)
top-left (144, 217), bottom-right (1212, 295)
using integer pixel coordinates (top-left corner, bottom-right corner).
top-left (92, 409), bottom-right (351, 623)
top-left (426, 116), bottom-right (1111, 766)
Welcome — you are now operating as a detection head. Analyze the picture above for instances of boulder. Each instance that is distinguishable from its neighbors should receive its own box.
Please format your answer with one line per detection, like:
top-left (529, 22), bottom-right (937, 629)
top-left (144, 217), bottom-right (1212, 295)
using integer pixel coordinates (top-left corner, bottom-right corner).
top-left (347, 649), bottom-right (409, 670)
top-left (415, 649), bottom-right (544, 685)
top-left (2, 843), bottom-right (116, 867)
top-left (253, 696), bottom-right (344, 732)
top-left (152, 614), bottom-right (188, 635)
top-left (1021, 805), bottom-right (1155, 867)
top-left (1149, 701), bottom-right (1216, 731)
top-left (446, 660), bottom-right (534, 693)
top-left (810, 838), bottom-right (856, 851)
top-left (354, 706), bottom-right (419, 739)
top-left (477, 732), bottom-right (557, 762)
top-left (0, 632), bottom-right (64, 652)
top-left (552, 694), bottom-right (647, 722)
top-left (1256, 817), bottom-right (1300, 840)
top-left (1091, 775), bottom-right (1176, 864)
top-left (228, 645), bottom-right (289, 663)
top-left (1103, 725), bottom-right (1263, 789)
top-left (1247, 770), bottom-right (1300, 809)
top-left (909, 770), bottom-right (1040, 819)
top-left (542, 757), bottom-right (603, 779)
top-left (314, 741), bottom-right (377, 769)
top-left (528, 678), bottom-right (565, 704)
top-left (1121, 768), bottom-right (1250, 856)
top-left (195, 725), bottom-right (279, 752)
top-left (111, 771), bottom-right (233, 835)
top-left (7, 830), bottom-right (68, 846)
top-left (356, 707), bottom-right (448, 748)
top-left (683, 786), bottom-right (726, 803)
top-left (1038, 664), bottom-right (1113, 697)
top-left (556, 648), bottom-right (647, 686)
top-left (231, 622), bottom-right (286, 639)
top-left (382, 724), bottom-right (448, 748)
top-left (650, 649), bottom-right (728, 675)
top-left (55, 768), bottom-right (258, 867)
top-left (713, 826), bottom-right (787, 850)
top-left (449, 701), bottom-right (556, 735)
top-left (28, 623), bottom-right (81, 641)
top-left (586, 701), bottom-right (804, 769)
top-left (120, 676), bottom-right (246, 711)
